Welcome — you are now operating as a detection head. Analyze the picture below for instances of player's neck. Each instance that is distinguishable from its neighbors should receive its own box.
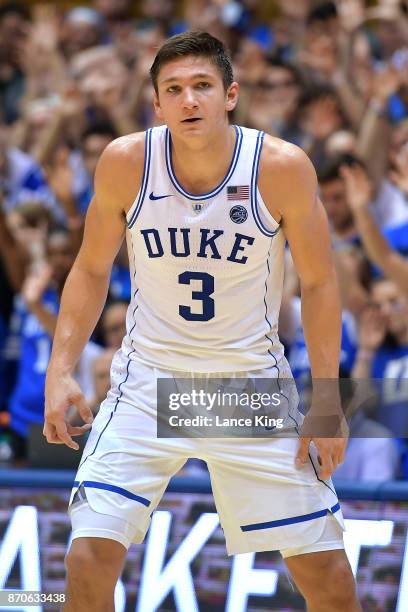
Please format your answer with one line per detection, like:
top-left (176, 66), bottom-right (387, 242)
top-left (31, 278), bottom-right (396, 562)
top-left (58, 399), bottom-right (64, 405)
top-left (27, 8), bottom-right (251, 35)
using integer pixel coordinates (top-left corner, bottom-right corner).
top-left (170, 124), bottom-right (236, 195)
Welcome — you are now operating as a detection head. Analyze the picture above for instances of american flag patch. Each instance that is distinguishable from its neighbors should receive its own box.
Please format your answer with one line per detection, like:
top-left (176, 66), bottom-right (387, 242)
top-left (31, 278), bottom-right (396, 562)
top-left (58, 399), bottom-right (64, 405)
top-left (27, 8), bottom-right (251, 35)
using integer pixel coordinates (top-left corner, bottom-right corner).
top-left (227, 185), bottom-right (249, 201)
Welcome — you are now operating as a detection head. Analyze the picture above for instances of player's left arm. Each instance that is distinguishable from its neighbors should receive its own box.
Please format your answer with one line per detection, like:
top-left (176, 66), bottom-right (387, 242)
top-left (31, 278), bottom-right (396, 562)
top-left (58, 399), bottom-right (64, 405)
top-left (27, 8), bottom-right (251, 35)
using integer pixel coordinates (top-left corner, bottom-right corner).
top-left (259, 137), bottom-right (346, 479)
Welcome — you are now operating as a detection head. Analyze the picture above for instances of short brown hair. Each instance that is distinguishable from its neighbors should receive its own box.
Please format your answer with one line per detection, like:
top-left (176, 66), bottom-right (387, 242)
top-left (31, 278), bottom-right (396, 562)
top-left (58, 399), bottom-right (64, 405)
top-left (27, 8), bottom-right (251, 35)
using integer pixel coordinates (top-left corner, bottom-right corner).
top-left (150, 31), bottom-right (234, 93)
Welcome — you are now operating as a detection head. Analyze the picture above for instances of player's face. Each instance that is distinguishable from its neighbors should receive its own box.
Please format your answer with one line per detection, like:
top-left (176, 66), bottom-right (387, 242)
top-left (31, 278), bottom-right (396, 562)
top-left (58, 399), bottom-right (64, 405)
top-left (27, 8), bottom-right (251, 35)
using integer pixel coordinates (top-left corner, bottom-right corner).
top-left (153, 56), bottom-right (238, 141)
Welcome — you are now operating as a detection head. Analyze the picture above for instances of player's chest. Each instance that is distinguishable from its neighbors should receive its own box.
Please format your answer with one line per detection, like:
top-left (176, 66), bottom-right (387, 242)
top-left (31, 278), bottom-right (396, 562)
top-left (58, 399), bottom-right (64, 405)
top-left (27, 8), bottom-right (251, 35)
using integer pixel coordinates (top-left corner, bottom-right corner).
top-left (131, 199), bottom-right (269, 266)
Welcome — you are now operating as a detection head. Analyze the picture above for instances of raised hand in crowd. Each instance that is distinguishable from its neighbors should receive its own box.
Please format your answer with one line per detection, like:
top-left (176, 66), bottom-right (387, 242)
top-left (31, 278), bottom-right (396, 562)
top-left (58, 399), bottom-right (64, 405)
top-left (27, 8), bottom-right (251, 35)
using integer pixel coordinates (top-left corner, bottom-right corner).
top-left (33, 82), bottom-right (86, 167)
top-left (352, 304), bottom-right (387, 378)
top-left (20, 261), bottom-right (57, 338)
top-left (184, 0), bottom-right (228, 42)
top-left (89, 77), bottom-right (136, 135)
top-left (0, 194), bottom-right (26, 291)
top-left (340, 162), bottom-right (372, 213)
top-left (1, 202), bottom-right (51, 289)
top-left (18, 4), bottom-right (66, 103)
top-left (43, 147), bottom-right (83, 253)
top-left (354, 63), bottom-right (402, 185)
top-left (299, 31), bottom-right (338, 80)
top-left (44, 147), bottom-right (75, 213)
top-left (333, 247), bottom-right (369, 316)
top-left (369, 63), bottom-right (402, 111)
top-left (18, 216), bottom-right (48, 268)
top-left (340, 162), bottom-right (408, 295)
top-left (335, 0), bottom-right (366, 33)
top-left (70, 46), bottom-right (136, 135)
top-left (389, 144), bottom-right (408, 200)
top-left (120, 24), bottom-right (164, 71)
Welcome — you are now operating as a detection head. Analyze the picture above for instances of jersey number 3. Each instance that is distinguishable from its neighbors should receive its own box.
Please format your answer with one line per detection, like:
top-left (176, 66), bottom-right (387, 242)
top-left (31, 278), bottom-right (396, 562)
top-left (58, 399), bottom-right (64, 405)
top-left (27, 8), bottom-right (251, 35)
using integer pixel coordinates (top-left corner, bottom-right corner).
top-left (178, 271), bottom-right (215, 321)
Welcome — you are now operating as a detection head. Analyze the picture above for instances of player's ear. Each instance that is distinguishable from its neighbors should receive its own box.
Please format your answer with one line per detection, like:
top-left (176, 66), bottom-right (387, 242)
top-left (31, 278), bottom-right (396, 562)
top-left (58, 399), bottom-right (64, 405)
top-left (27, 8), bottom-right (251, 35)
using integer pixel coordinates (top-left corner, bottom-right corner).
top-left (225, 82), bottom-right (239, 112)
top-left (153, 90), bottom-right (164, 119)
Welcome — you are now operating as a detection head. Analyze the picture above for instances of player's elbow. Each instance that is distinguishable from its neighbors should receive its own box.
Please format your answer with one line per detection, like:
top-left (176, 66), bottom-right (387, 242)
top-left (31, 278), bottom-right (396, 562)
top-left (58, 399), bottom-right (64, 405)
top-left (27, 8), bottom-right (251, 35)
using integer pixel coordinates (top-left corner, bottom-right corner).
top-left (68, 258), bottom-right (112, 286)
top-left (300, 268), bottom-right (339, 293)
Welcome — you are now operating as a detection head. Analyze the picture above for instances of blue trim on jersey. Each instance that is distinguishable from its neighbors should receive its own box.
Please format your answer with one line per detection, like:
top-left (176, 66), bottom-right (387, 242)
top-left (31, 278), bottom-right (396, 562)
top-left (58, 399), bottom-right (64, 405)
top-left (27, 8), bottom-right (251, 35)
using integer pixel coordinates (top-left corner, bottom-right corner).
top-left (240, 502), bottom-right (341, 532)
top-left (250, 131), bottom-right (279, 238)
top-left (263, 250), bottom-right (337, 497)
top-left (165, 125), bottom-right (242, 200)
top-left (263, 249), bottom-right (302, 432)
top-left (78, 288), bottom-right (140, 470)
top-left (72, 480), bottom-right (151, 506)
top-left (77, 357), bottom-right (135, 470)
top-left (281, 411), bottom-right (338, 498)
top-left (263, 252), bottom-right (280, 378)
top-left (279, 368), bottom-right (337, 497)
top-left (308, 449), bottom-right (338, 497)
top-left (128, 129), bottom-right (153, 229)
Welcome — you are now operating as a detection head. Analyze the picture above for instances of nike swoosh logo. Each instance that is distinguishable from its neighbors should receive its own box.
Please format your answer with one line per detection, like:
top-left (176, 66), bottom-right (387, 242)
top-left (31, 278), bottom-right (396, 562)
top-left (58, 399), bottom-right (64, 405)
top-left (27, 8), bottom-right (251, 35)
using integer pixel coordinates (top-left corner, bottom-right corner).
top-left (149, 192), bottom-right (172, 201)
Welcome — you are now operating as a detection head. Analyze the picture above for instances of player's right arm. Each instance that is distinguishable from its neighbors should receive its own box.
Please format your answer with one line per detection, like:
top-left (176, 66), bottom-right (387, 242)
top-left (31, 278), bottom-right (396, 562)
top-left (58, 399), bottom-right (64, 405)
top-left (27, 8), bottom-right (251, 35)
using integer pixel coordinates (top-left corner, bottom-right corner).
top-left (44, 133), bottom-right (145, 449)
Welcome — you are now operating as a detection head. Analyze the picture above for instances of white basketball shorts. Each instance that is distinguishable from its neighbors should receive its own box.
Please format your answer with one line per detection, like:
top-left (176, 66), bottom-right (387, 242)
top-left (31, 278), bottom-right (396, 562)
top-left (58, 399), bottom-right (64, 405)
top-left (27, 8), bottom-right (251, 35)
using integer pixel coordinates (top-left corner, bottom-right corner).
top-left (69, 355), bottom-right (345, 556)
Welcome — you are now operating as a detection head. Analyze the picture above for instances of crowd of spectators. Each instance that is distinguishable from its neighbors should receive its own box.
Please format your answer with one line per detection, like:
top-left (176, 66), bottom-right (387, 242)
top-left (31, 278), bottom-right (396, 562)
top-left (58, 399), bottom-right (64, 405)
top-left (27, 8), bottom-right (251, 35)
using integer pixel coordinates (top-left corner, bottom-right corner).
top-left (0, 0), bottom-right (407, 481)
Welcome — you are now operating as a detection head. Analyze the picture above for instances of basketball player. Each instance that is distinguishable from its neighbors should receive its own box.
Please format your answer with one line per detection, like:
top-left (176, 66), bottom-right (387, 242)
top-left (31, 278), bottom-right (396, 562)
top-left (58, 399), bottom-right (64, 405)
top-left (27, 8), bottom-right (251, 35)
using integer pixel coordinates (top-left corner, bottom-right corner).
top-left (44, 32), bottom-right (360, 611)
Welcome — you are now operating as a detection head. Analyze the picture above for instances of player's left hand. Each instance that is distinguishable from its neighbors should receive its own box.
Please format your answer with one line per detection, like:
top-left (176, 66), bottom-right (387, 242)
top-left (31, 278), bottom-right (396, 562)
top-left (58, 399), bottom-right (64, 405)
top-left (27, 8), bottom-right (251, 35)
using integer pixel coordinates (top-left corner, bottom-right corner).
top-left (296, 435), bottom-right (347, 481)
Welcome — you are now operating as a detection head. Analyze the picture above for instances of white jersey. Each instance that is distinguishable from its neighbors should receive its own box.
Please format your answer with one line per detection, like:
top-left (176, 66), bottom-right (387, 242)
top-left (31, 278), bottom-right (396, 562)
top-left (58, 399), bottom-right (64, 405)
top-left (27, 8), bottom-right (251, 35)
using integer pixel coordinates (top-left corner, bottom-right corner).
top-left (72, 125), bottom-right (344, 562)
top-left (122, 124), bottom-right (286, 372)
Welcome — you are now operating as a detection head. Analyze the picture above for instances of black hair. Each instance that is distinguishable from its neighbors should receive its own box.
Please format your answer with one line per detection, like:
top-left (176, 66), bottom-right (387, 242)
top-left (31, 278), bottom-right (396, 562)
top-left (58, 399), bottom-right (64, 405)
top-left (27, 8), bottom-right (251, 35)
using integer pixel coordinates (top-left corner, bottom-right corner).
top-left (264, 56), bottom-right (304, 87)
top-left (81, 121), bottom-right (118, 143)
top-left (307, 1), bottom-right (337, 25)
top-left (299, 82), bottom-right (338, 108)
top-left (295, 83), bottom-right (349, 133)
top-left (317, 153), bottom-right (366, 184)
top-left (0, 2), bottom-right (30, 21)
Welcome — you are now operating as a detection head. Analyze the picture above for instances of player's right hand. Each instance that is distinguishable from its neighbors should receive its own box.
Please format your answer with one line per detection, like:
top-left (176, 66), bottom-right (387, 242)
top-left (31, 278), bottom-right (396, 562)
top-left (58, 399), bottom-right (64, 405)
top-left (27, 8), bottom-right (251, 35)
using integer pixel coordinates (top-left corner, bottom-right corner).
top-left (44, 372), bottom-right (94, 450)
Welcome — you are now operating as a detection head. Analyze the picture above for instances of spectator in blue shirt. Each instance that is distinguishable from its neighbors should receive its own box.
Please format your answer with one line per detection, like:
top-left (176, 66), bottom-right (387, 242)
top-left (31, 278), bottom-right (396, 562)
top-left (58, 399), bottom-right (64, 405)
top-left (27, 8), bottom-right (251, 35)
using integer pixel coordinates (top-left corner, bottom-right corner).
top-left (0, 118), bottom-right (62, 220)
top-left (352, 279), bottom-right (408, 438)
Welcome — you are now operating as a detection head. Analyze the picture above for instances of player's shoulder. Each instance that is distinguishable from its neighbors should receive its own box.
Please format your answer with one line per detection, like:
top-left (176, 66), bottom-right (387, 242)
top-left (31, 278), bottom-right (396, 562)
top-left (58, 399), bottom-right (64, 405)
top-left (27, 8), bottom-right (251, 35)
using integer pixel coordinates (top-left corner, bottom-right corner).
top-left (98, 131), bottom-right (146, 171)
top-left (258, 134), bottom-right (317, 207)
top-left (256, 134), bottom-right (318, 220)
top-left (260, 134), bottom-right (316, 181)
top-left (94, 131), bottom-right (147, 212)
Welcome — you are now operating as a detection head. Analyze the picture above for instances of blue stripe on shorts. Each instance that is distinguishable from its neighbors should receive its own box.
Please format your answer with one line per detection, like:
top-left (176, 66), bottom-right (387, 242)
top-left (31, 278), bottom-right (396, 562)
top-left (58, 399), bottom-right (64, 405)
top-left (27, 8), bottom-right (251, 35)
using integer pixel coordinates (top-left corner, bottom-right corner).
top-left (73, 480), bottom-right (151, 507)
top-left (240, 502), bottom-right (341, 532)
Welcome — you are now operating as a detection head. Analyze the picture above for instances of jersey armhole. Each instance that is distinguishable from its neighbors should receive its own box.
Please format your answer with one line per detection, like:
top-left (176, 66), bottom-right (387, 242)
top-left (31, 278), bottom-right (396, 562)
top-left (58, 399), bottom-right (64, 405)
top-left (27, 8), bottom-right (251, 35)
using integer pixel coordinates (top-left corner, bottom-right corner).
top-left (126, 129), bottom-right (152, 229)
top-left (251, 131), bottom-right (280, 237)
top-left (256, 187), bottom-right (280, 233)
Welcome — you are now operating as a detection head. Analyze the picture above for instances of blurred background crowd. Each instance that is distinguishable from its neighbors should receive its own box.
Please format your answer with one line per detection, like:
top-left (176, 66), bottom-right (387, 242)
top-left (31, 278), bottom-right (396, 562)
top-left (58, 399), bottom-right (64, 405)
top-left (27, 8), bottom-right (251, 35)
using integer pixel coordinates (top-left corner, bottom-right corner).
top-left (0, 0), bottom-right (407, 481)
